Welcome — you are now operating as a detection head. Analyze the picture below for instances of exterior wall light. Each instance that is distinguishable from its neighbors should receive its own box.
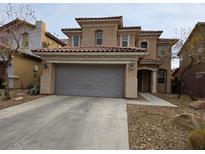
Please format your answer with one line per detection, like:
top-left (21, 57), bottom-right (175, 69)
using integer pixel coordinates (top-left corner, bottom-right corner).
top-left (34, 65), bottom-right (39, 72)
top-left (43, 63), bottom-right (48, 69)
top-left (128, 63), bottom-right (135, 70)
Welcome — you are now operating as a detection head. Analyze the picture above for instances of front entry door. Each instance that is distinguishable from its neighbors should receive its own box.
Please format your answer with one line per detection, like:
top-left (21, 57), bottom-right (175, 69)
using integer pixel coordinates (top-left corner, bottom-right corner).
top-left (138, 70), bottom-right (151, 92)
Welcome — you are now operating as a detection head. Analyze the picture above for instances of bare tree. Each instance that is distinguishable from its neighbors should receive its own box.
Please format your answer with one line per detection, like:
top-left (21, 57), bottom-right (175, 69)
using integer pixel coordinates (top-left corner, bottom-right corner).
top-left (172, 27), bottom-right (191, 59)
top-left (0, 3), bottom-right (36, 99)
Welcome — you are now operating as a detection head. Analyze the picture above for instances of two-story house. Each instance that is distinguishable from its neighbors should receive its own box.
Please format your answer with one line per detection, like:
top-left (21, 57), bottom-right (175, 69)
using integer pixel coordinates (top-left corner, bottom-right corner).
top-left (33, 16), bottom-right (178, 98)
top-left (0, 18), bottom-right (66, 89)
top-left (172, 22), bottom-right (205, 98)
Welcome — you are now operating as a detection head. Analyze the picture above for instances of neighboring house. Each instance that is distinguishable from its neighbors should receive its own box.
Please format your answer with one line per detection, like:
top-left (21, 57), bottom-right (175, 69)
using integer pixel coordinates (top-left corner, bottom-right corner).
top-left (33, 16), bottom-right (178, 98)
top-left (60, 38), bottom-right (69, 45)
top-left (171, 68), bottom-right (179, 94)
top-left (172, 22), bottom-right (205, 98)
top-left (0, 18), bottom-right (66, 89)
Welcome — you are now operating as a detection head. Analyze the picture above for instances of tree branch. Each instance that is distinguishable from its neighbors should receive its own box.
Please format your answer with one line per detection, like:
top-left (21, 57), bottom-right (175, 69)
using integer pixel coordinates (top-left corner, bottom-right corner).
top-left (0, 52), bottom-right (6, 63)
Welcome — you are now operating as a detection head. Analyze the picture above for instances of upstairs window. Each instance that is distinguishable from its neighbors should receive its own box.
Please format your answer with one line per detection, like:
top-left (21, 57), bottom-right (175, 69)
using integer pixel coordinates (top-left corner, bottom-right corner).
top-left (140, 41), bottom-right (148, 49)
top-left (21, 32), bottom-right (29, 48)
top-left (158, 45), bottom-right (166, 56)
top-left (73, 35), bottom-right (80, 47)
top-left (121, 35), bottom-right (129, 47)
top-left (95, 30), bottom-right (103, 45)
top-left (158, 69), bottom-right (166, 84)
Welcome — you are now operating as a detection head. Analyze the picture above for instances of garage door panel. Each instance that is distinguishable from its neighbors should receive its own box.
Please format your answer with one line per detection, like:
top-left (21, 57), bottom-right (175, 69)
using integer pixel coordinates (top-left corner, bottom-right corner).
top-left (55, 65), bottom-right (124, 98)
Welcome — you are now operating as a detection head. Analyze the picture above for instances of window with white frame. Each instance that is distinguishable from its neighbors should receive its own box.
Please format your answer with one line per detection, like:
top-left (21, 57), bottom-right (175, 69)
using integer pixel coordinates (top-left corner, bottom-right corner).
top-left (121, 34), bottom-right (129, 47)
top-left (140, 41), bottom-right (148, 49)
top-left (95, 30), bottom-right (103, 45)
top-left (73, 35), bottom-right (80, 47)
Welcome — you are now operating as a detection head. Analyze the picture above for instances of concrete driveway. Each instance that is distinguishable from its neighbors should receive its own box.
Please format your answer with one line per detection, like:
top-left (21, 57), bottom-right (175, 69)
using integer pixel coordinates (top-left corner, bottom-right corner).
top-left (0, 96), bottom-right (128, 150)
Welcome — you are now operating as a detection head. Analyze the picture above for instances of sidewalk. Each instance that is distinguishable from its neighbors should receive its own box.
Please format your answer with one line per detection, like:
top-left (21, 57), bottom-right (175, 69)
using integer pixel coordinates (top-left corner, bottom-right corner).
top-left (127, 93), bottom-right (177, 107)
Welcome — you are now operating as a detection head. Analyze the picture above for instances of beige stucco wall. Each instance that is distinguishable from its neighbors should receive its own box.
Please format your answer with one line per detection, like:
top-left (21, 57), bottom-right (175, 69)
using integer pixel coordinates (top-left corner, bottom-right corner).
top-left (12, 56), bottom-right (42, 89)
top-left (138, 42), bottom-right (173, 94)
top-left (125, 63), bottom-right (138, 98)
top-left (138, 37), bottom-right (158, 58)
top-left (117, 31), bottom-right (138, 47)
top-left (157, 44), bottom-right (172, 93)
top-left (81, 24), bottom-right (118, 47)
top-left (40, 62), bottom-right (55, 94)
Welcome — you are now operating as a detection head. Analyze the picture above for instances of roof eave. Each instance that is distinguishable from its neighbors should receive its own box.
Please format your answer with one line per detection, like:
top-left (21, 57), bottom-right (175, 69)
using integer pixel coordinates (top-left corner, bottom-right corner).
top-left (33, 52), bottom-right (148, 57)
top-left (75, 17), bottom-right (123, 28)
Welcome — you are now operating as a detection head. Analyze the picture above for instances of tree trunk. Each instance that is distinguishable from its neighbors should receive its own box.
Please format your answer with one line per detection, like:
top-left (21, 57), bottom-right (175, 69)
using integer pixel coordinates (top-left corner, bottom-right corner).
top-left (4, 64), bottom-right (10, 99)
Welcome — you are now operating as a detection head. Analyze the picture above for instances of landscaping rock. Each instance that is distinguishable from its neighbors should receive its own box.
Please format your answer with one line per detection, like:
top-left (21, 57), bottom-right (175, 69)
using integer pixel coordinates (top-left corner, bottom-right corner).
top-left (173, 113), bottom-right (202, 130)
top-left (189, 101), bottom-right (205, 110)
top-left (190, 129), bottom-right (205, 150)
top-left (128, 93), bottom-right (205, 150)
top-left (11, 96), bottom-right (23, 101)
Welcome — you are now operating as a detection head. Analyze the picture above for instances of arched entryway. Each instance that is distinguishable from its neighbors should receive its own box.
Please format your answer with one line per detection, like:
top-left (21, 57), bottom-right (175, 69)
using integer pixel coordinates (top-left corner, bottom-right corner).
top-left (138, 69), bottom-right (152, 92)
top-left (137, 68), bottom-right (158, 93)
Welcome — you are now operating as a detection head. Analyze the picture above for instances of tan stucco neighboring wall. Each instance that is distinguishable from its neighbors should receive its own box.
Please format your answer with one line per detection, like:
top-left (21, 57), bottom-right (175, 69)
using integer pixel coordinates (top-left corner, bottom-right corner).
top-left (12, 56), bottom-right (42, 89)
top-left (39, 21), bottom-right (64, 48)
top-left (44, 36), bottom-right (63, 48)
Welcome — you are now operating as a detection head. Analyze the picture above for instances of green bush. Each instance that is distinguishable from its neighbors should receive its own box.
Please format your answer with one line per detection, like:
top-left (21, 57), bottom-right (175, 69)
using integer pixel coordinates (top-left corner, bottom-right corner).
top-left (190, 129), bottom-right (205, 149)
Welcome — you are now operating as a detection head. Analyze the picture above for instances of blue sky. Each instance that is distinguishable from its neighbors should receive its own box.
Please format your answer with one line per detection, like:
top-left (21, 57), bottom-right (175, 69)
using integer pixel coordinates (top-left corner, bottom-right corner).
top-left (31, 3), bottom-right (205, 39)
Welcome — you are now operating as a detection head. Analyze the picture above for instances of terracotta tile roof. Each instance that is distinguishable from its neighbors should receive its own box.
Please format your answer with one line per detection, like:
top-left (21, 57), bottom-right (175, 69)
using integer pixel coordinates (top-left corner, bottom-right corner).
top-left (139, 57), bottom-right (161, 64)
top-left (45, 32), bottom-right (66, 46)
top-left (158, 38), bottom-right (179, 45)
top-left (32, 46), bottom-right (146, 53)
top-left (75, 16), bottom-right (123, 20)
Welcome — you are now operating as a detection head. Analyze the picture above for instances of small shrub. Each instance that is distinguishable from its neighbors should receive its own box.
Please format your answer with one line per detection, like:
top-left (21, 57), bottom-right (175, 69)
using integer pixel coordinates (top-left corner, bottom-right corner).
top-left (190, 129), bottom-right (205, 149)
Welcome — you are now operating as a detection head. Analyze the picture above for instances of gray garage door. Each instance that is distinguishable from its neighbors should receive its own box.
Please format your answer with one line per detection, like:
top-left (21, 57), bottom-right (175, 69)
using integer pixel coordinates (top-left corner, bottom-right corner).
top-left (55, 64), bottom-right (124, 98)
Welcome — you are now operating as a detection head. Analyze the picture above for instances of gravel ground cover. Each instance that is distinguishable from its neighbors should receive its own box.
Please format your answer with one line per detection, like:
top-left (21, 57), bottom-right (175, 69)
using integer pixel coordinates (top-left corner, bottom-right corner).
top-left (128, 93), bottom-right (204, 150)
